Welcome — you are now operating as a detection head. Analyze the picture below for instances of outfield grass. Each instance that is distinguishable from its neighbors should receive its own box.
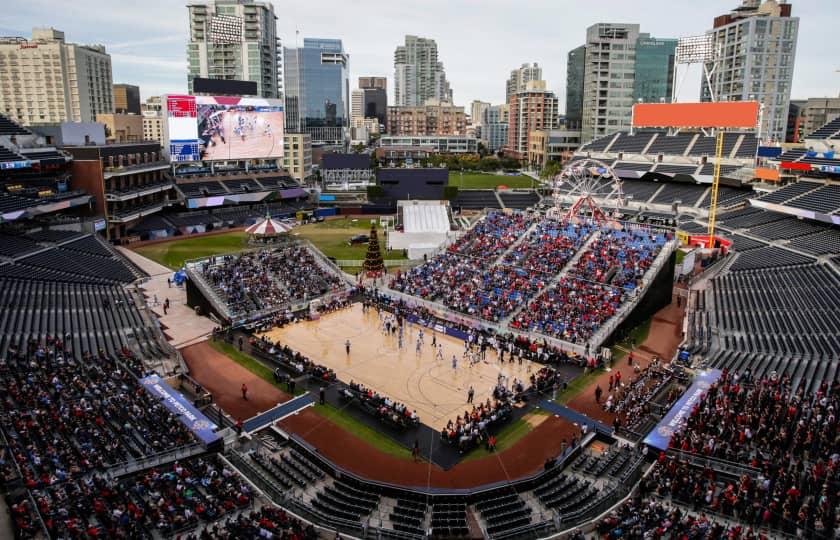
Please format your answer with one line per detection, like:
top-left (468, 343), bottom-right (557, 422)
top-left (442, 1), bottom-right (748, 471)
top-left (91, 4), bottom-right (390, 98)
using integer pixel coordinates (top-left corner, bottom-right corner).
top-left (448, 172), bottom-right (537, 189)
top-left (207, 339), bottom-right (305, 396)
top-left (312, 403), bottom-right (414, 459)
top-left (133, 231), bottom-right (250, 270)
top-left (553, 368), bottom-right (605, 405)
top-left (610, 317), bottom-right (653, 364)
top-left (293, 217), bottom-right (408, 262)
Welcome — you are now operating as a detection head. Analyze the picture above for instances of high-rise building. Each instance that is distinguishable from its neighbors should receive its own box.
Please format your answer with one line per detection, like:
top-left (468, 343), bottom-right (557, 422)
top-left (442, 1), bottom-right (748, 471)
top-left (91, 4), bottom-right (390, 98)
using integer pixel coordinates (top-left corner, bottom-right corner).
top-left (580, 23), bottom-right (641, 143)
top-left (570, 23), bottom-right (676, 143)
top-left (565, 46), bottom-right (586, 131)
top-left (507, 80), bottom-right (559, 160)
top-left (142, 97), bottom-right (163, 144)
top-left (506, 63), bottom-right (542, 103)
top-left (186, 0), bottom-right (281, 99)
top-left (113, 84), bottom-right (141, 115)
top-left (702, 0), bottom-right (799, 142)
top-left (394, 35), bottom-right (452, 107)
top-left (283, 132), bottom-right (312, 182)
top-left (351, 89), bottom-right (365, 119)
top-left (483, 104), bottom-right (510, 152)
top-left (633, 36), bottom-right (677, 105)
top-left (359, 77), bottom-right (387, 127)
top-left (284, 38), bottom-right (349, 145)
top-left (0, 28), bottom-right (113, 125)
top-left (470, 101), bottom-right (490, 127)
top-left (387, 100), bottom-right (466, 136)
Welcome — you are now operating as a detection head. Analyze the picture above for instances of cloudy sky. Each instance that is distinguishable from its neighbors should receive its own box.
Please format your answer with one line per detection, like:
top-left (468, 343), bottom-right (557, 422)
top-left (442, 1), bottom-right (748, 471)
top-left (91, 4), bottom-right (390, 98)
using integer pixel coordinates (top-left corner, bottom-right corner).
top-left (3, 0), bottom-right (838, 109)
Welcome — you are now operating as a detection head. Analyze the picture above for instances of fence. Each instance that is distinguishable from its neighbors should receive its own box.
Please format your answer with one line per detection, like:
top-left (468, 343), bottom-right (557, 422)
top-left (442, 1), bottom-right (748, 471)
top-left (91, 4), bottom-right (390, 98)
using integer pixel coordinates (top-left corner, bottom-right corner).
top-left (107, 443), bottom-right (206, 478)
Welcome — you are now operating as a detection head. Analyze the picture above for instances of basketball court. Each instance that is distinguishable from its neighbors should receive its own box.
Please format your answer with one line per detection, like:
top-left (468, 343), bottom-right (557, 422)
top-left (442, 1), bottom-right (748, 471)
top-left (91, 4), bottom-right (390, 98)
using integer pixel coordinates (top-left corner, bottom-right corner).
top-left (258, 303), bottom-right (542, 431)
top-left (201, 110), bottom-right (282, 160)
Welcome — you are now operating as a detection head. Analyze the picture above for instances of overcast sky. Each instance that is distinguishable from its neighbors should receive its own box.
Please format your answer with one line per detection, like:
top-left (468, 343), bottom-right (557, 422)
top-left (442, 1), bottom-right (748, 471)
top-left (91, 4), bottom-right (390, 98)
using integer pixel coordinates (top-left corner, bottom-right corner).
top-left (3, 0), bottom-right (838, 110)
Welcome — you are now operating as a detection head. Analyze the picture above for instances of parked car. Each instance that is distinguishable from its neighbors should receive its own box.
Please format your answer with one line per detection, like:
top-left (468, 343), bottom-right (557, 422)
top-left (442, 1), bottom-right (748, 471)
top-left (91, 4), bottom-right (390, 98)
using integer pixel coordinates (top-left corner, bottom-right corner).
top-left (349, 234), bottom-right (369, 245)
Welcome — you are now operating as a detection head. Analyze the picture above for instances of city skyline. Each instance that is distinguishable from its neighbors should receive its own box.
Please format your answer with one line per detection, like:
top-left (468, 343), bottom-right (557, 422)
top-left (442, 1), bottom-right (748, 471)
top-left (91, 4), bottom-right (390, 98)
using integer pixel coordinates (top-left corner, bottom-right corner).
top-left (2, 0), bottom-right (837, 109)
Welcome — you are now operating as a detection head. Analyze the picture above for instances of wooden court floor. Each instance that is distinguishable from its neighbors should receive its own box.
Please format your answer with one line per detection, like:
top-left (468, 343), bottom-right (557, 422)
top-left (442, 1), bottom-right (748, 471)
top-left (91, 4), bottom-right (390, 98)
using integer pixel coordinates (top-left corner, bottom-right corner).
top-left (258, 304), bottom-right (542, 431)
top-left (202, 111), bottom-right (281, 160)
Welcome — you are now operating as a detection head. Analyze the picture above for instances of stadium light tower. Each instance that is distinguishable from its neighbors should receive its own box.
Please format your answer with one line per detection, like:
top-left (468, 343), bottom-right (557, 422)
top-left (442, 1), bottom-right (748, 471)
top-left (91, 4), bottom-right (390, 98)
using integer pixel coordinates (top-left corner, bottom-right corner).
top-left (672, 34), bottom-right (719, 104)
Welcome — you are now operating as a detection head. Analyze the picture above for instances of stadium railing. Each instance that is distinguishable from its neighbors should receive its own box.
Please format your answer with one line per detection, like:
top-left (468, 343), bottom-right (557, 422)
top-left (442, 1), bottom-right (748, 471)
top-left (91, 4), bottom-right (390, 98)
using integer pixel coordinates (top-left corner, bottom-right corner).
top-left (106, 442), bottom-right (206, 478)
top-left (665, 448), bottom-right (761, 478)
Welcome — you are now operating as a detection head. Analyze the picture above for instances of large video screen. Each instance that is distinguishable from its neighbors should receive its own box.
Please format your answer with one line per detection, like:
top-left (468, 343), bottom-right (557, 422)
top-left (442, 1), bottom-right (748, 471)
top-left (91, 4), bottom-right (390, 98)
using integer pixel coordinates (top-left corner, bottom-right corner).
top-left (163, 95), bottom-right (284, 162)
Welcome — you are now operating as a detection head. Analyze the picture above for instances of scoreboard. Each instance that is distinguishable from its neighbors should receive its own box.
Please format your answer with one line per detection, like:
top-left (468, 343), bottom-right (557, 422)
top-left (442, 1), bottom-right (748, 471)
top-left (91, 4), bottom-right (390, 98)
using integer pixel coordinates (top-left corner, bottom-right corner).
top-left (164, 95), bottom-right (201, 162)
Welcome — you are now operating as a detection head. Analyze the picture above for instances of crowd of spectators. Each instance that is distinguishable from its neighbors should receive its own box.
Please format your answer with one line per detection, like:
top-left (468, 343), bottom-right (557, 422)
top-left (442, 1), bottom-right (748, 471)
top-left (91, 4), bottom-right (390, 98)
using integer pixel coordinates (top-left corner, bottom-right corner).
top-left (391, 212), bottom-right (668, 335)
top-left (646, 370), bottom-right (840, 538)
top-left (201, 246), bottom-right (343, 316)
top-left (342, 381), bottom-right (419, 429)
top-left (250, 335), bottom-right (336, 385)
top-left (602, 360), bottom-right (674, 433)
top-left (184, 505), bottom-right (318, 540)
top-left (0, 345), bottom-right (195, 489)
top-left (441, 397), bottom-right (514, 451)
top-left (597, 497), bottom-right (773, 539)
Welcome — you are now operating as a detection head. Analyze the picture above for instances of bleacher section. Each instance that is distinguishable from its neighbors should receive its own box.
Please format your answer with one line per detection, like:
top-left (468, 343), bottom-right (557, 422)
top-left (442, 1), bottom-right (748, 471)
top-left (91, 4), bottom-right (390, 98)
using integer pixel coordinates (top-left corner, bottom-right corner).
top-left (653, 164), bottom-right (698, 175)
top-left (619, 179), bottom-right (663, 203)
top-left (644, 133), bottom-right (695, 156)
top-left (783, 184), bottom-right (840, 214)
top-left (703, 264), bottom-right (840, 391)
top-left (499, 191), bottom-right (540, 209)
top-left (452, 190), bottom-right (501, 210)
top-left (609, 132), bottom-right (655, 154)
top-left (806, 117), bottom-right (840, 139)
top-left (649, 182), bottom-right (705, 206)
top-left (0, 113), bottom-right (30, 135)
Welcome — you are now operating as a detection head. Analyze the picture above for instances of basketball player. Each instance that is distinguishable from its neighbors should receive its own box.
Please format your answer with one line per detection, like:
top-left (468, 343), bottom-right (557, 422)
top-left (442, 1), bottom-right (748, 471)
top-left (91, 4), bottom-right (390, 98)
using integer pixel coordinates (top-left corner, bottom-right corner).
top-left (416, 337), bottom-right (422, 355)
top-left (451, 355), bottom-right (457, 370)
top-left (436, 344), bottom-right (444, 362)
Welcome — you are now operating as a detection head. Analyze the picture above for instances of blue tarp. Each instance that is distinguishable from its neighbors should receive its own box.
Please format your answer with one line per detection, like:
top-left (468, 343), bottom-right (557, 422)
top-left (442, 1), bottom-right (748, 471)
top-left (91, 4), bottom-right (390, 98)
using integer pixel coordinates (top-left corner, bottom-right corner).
top-left (643, 368), bottom-right (722, 450)
top-left (139, 374), bottom-right (221, 445)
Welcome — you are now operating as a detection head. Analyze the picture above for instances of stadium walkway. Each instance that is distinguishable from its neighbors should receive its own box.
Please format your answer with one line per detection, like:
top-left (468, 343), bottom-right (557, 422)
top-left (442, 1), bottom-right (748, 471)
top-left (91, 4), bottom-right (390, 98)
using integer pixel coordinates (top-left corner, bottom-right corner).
top-left (118, 247), bottom-right (217, 348)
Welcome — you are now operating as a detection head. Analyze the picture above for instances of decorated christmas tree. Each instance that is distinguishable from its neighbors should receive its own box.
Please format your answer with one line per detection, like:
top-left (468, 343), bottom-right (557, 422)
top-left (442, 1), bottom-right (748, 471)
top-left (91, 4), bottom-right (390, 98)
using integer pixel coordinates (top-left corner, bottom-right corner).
top-left (363, 223), bottom-right (385, 277)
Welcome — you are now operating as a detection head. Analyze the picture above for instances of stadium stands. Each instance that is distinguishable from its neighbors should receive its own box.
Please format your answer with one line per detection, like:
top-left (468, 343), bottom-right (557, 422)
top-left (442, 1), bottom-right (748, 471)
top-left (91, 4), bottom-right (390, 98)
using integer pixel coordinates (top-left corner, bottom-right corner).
top-left (451, 190), bottom-right (501, 210)
top-left (609, 132), bottom-right (656, 154)
top-left (806, 116), bottom-right (840, 139)
top-left (499, 191), bottom-right (540, 209)
top-left (644, 133), bottom-right (695, 156)
top-left (0, 113), bottom-right (31, 135)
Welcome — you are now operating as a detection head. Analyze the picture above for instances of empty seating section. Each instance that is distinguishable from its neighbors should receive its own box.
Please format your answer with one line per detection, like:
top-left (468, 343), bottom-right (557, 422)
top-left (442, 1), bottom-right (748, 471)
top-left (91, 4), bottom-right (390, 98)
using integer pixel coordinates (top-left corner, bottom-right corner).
top-left (0, 114), bottom-right (30, 135)
top-left (452, 190), bottom-right (501, 209)
top-left (475, 491), bottom-right (531, 536)
top-left (0, 193), bottom-right (39, 212)
top-left (787, 228), bottom-right (840, 255)
top-left (19, 149), bottom-right (65, 161)
top-left (688, 133), bottom-right (739, 156)
top-left (61, 234), bottom-right (115, 257)
top-left (729, 246), bottom-right (815, 271)
top-left (650, 183), bottom-right (705, 206)
top-left (746, 217), bottom-right (826, 240)
top-left (0, 233), bottom-right (41, 257)
top-left (697, 163), bottom-right (741, 176)
top-left (776, 148), bottom-right (806, 161)
top-left (581, 133), bottom-right (616, 152)
top-left (389, 498), bottom-right (427, 537)
top-left (728, 234), bottom-right (767, 252)
top-left (613, 161), bottom-right (652, 173)
top-left (619, 179), bottom-right (662, 203)
top-left (499, 191), bottom-right (540, 209)
top-left (220, 178), bottom-right (262, 192)
top-left (0, 145), bottom-right (25, 162)
top-left (756, 181), bottom-right (820, 204)
top-left (652, 163), bottom-right (698, 175)
top-left (24, 229), bottom-right (85, 243)
top-left (0, 278), bottom-right (166, 359)
top-left (806, 117), bottom-right (840, 139)
top-left (177, 181), bottom-right (227, 196)
top-left (783, 184), bottom-right (840, 214)
top-left (312, 479), bottom-right (380, 522)
top-left (645, 133), bottom-right (695, 155)
top-left (714, 186), bottom-right (754, 208)
top-left (430, 502), bottom-right (468, 537)
top-left (734, 134), bottom-right (758, 158)
top-left (710, 264), bottom-right (840, 390)
top-left (716, 207), bottom-right (785, 229)
top-left (533, 472), bottom-right (596, 514)
top-left (18, 247), bottom-right (137, 283)
top-left (609, 133), bottom-right (654, 154)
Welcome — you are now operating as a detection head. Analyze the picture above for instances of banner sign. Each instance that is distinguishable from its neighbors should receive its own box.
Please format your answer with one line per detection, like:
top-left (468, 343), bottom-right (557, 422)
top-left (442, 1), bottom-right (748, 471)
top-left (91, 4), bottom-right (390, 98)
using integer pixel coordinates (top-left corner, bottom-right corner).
top-left (140, 374), bottom-right (221, 445)
top-left (643, 368), bottom-right (722, 450)
top-left (404, 313), bottom-right (470, 341)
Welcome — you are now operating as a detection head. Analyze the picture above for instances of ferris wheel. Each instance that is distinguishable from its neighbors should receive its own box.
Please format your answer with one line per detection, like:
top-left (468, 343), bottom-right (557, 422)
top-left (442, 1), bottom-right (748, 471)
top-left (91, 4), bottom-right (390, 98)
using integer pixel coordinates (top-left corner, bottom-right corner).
top-left (549, 158), bottom-right (624, 224)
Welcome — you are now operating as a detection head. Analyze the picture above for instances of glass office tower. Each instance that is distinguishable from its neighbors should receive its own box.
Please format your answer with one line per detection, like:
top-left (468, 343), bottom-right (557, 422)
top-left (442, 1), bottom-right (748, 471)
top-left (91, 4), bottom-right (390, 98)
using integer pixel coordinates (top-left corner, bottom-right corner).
top-left (633, 36), bottom-right (677, 105)
top-left (284, 38), bottom-right (349, 145)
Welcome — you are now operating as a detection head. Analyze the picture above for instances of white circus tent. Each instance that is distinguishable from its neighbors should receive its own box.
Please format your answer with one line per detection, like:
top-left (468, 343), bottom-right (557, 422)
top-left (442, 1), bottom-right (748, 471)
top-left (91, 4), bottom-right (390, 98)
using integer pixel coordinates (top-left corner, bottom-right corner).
top-left (245, 215), bottom-right (293, 237)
